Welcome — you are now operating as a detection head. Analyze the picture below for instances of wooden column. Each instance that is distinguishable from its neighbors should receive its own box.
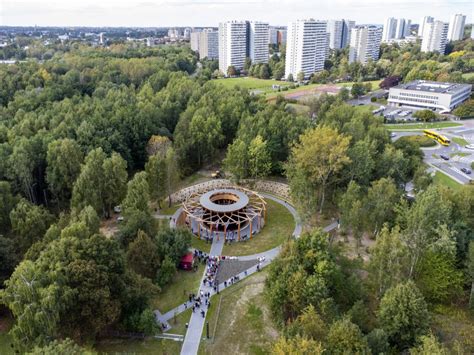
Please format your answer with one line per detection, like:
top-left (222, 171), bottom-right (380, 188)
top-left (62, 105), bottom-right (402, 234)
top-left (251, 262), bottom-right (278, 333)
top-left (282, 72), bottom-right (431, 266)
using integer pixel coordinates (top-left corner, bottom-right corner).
top-left (249, 219), bottom-right (253, 239)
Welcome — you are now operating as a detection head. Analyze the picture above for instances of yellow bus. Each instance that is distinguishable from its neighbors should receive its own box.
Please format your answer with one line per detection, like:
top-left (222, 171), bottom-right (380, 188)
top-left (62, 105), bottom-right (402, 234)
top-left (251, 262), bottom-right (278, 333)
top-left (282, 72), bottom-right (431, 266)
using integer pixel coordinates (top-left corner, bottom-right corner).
top-left (423, 129), bottom-right (450, 146)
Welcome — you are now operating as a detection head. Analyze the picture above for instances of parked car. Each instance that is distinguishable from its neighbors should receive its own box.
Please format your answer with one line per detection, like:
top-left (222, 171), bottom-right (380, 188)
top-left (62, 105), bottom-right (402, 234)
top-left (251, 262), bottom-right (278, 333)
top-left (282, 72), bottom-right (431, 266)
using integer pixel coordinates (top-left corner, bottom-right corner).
top-left (117, 216), bottom-right (124, 222)
top-left (461, 167), bottom-right (472, 175)
top-left (465, 144), bottom-right (474, 150)
top-left (390, 132), bottom-right (397, 138)
top-left (113, 205), bottom-right (122, 213)
top-left (440, 155), bottom-right (450, 161)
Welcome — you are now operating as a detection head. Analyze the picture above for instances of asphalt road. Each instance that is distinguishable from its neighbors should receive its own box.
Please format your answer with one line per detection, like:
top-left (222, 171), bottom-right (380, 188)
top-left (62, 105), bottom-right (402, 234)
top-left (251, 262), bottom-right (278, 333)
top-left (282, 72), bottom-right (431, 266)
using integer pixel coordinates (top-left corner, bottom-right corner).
top-left (392, 126), bottom-right (474, 184)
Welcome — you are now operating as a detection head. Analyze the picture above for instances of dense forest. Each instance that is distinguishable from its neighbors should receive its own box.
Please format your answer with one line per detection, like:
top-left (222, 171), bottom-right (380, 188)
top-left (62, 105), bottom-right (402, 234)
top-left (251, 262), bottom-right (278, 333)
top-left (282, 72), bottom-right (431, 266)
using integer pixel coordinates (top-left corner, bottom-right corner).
top-left (0, 38), bottom-right (473, 353)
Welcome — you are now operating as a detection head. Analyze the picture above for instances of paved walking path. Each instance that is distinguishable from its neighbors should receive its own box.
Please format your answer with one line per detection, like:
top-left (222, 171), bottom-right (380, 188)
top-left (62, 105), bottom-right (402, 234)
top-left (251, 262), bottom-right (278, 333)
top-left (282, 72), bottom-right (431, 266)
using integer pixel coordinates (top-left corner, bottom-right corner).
top-left (152, 191), bottom-right (337, 355)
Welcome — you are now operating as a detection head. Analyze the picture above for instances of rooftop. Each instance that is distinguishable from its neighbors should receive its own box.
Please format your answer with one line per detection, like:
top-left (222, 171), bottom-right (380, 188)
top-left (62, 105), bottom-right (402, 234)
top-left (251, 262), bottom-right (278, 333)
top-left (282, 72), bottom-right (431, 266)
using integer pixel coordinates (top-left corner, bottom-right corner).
top-left (394, 80), bottom-right (472, 94)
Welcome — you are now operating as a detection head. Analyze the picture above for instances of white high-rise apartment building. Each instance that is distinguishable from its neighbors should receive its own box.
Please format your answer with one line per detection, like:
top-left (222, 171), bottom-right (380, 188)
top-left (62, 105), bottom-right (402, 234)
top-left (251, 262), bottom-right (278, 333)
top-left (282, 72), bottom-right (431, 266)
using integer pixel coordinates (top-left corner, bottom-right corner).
top-left (382, 17), bottom-right (397, 42)
top-left (327, 19), bottom-right (355, 49)
top-left (395, 19), bottom-right (406, 39)
top-left (421, 20), bottom-right (449, 53)
top-left (249, 22), bottom-right (269, 64)
top-left (447, 14), bottom-right (466, 41)
top-left (190, 31), bottom-right (201, 52)
top-left (471, 24), bottom-right (474, 39)
top-left (418, 16), bottom-right (434, 38)
top-left (383, 18), bottom-right (410, 41)
top-left (349, 25), bottom-right (382, 64)
top-left (219, 21), bottom-right (248, 74)
top-left (404, 20), bottom-right (412, 37)
top-left (195, 29), bottom-right (219, 60)
top-left (285, 19), bottom-right (328, 80)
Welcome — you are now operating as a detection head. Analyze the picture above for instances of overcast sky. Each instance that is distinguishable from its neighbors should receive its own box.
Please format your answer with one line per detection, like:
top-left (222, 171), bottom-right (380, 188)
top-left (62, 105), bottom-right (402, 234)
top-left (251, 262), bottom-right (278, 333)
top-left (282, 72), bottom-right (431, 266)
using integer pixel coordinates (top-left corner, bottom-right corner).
top-left (1, 0), bottom-right (472, 27)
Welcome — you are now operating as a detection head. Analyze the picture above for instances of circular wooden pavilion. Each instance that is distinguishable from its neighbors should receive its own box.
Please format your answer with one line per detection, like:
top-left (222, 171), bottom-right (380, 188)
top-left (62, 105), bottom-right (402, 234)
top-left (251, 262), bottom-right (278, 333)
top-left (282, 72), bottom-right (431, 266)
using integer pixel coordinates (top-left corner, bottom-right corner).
top-left (181, 186), bottom-right (266, 241)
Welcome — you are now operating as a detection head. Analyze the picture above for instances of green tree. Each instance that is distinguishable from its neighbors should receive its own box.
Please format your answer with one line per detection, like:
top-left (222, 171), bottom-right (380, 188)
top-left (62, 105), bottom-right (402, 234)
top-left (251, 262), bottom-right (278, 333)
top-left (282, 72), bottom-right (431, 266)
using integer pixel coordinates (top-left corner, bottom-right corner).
top-left (287, 126), bottom-right (351, 215)
top-left (46, 138), bottom-right (83, 206)
top-left (366, 328), bottom-right (390, 355)
top-left (248, 135), bottom-right (272, 179)
top-left (126, 230), bottom-right (160, 279)
top-left (102, 152), bottom-right (128, 218)
top-left (0, 181), bottom-right (15, 233)
top-left (10, 199), bottom-right (54, 253)
top-left (122, 171), bottom-right (150, 215)
top-left (378, 281), bottom-right (429, 349)
top-left (286, 305), bottom-right (327, 341)
top-left (273, 336), bottom-right (324, 354)
top-left (468, 241), bottom-right (474, 309)
top-left (366, 178), bottom-right (400, 235)
top-left (156, 255), bottom-right (176, 287)
top-left (413, 109), bottom-right (436, 122)
top-left (326, 317), bottom-right (369, 354)
top-left (369, 225), bottom-right (408, 297)
top-left (189, 110), bottom-right (223, 167)
top-left (273, 62), bottom-right (285, 80)
top-left (0, 236), bottom-right (17, 286)
top-left (297, 71), bottom-right (305, 82)
top-left (227, 65), bottom-right (237, 77)
top-left (416, 250), bottom-right (463, 303)
top-left (224, 138), bottom-right (248, 182)
top-left (145, 154), bottom-right (167, 208)
top-left (351, 82), bottom-right (366, 98)
top-left (409, 334), bottom-right (448, 355)
top-left (27, 338), bottom-right (90, 355)
top-left (287, 73), bottom-right (294, 82)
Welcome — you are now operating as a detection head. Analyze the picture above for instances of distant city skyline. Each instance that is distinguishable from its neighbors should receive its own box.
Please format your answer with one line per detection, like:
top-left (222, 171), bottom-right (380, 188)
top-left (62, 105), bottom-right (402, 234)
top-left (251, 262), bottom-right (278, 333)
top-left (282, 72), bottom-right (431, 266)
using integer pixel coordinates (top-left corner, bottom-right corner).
top-left (1, 0), bottom-right (472, 27)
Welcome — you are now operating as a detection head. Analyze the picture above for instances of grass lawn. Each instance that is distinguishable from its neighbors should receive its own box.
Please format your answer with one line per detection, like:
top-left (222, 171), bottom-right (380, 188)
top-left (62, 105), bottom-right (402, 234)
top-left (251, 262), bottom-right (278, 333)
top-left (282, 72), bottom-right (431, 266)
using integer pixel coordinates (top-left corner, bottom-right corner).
top-left (151, 264), bottom-right (204, 313)
top-left (353, 104), bottom-right (377, 114)
top-left (336, 79), bottom-right (382, 89)
top-left (166, 308), bottom-right (192, 336)
top-left (462, 72), bottom-right (474, 79)
top-left (159, 203), bottom-right (180, 216)
top-left (286, 103), bottom-right (310, 115)
top-left (452, 137), bottom-right (469, 146)
top-left (95, 337), bottom-right (181, 354)
top-left (221, 198), bottom-right (294, 256)
top-left (450, 152), bottom-right (471, 158)
top-left (265, 82), bottom-right (324, 100)
top-left (431, 304), bottom-right (474, 353)
top-left (384, 121), bottom-right (463, 131)
top-left (199, 270), bottom-right (278, 355)
top-left (433, 171), bottom-right (463, 191)
top-left (216, 77), bottom-right (287, 92)
top-left (191, 237), bottom-right (212, 253)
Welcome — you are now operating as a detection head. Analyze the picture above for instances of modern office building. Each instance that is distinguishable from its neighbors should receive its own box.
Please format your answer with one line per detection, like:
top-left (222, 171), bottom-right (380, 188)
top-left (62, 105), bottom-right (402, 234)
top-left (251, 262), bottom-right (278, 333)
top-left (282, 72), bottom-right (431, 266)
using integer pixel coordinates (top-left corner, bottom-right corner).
top-left (447, 14), bottom-right (466, 41)
top-left (327, 19), bottom-right (355, 49)
top-left (388, 80), bottom-right (472, 112)
top-left (249, 22), bottom-right (269, 64)
top-left (421, 20), bottom-right (449, 53)
top-left (285, 19), bottom-right (328, 80)
top-left (349, 25), bottom-right (382, 64)
top-left (418, 16), bottom-right (434, 38)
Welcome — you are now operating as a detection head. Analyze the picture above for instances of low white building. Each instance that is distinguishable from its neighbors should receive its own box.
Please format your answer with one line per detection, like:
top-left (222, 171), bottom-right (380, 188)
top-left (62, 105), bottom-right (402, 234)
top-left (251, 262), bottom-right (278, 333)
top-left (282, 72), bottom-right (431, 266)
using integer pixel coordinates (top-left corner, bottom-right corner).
top-left (388, 80), bottom-right (472, 112)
